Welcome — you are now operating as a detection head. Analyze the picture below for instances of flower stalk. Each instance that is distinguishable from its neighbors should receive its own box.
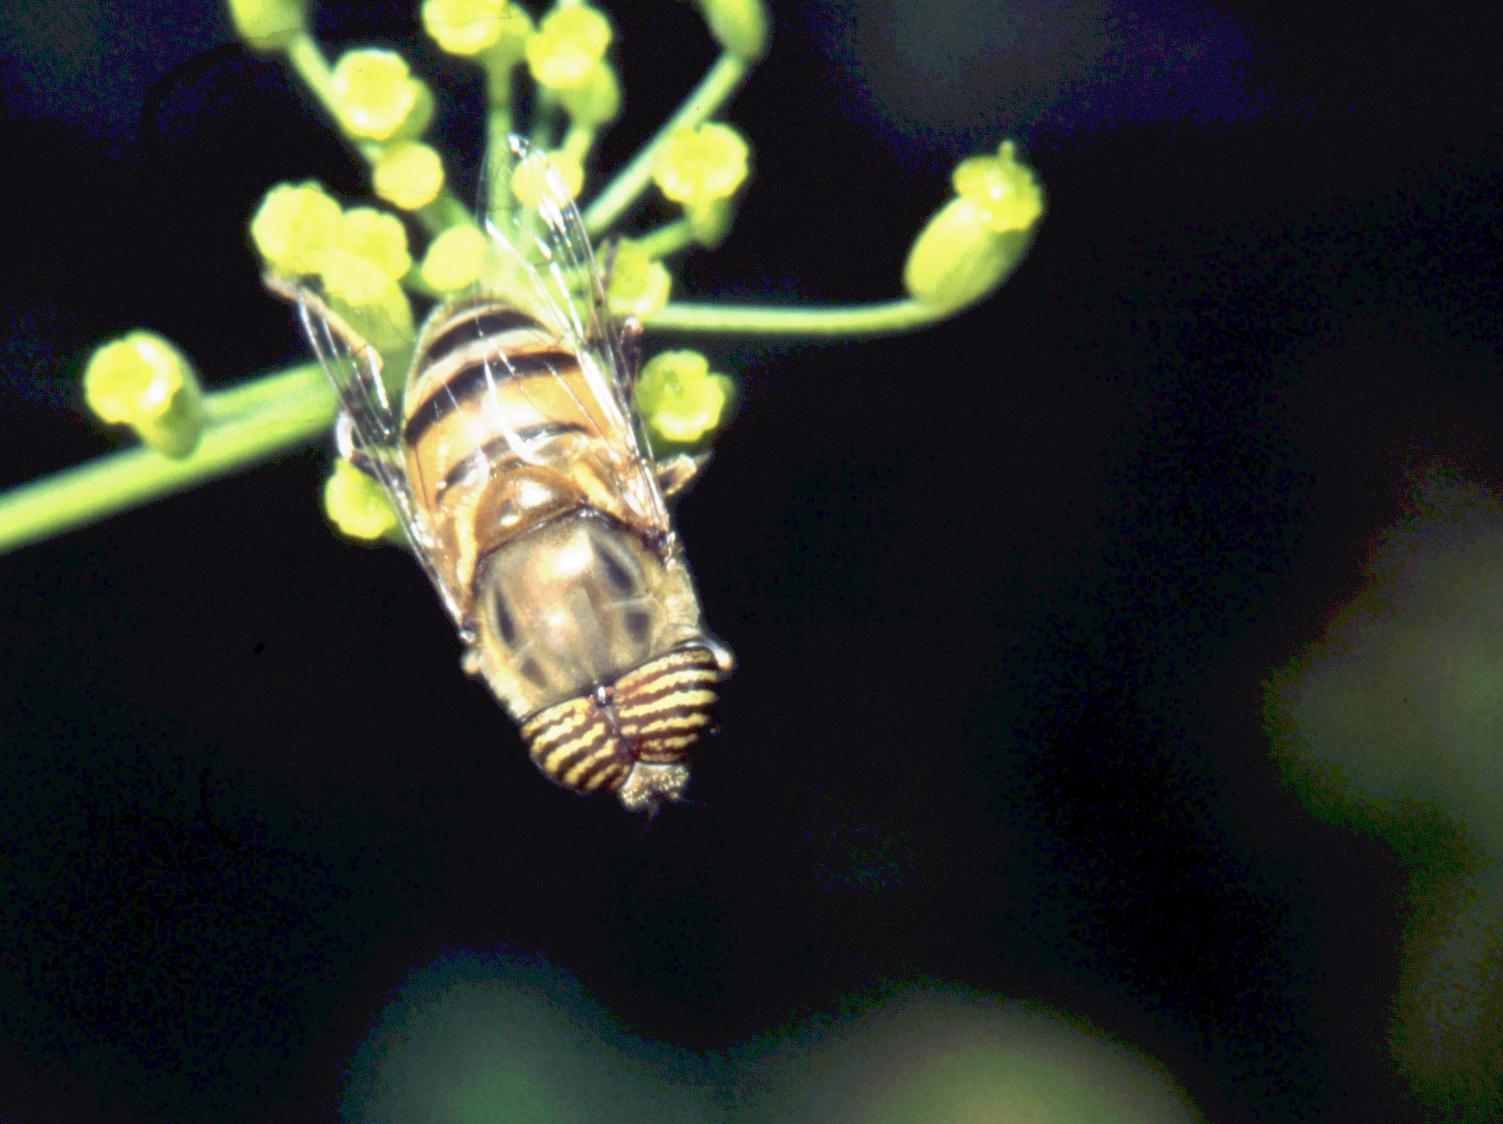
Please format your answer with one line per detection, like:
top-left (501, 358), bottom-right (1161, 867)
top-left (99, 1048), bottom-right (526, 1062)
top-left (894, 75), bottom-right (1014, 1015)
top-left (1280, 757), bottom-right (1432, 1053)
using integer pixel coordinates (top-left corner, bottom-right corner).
top-left (0, 0), bottom-right (1043, 556)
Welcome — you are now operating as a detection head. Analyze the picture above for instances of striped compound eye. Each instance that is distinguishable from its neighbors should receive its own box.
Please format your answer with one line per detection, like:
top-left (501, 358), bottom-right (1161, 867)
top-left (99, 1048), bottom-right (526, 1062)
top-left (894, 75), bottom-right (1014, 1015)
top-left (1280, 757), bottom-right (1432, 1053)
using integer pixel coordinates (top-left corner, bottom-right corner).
top-left (519, 646), bottom-right (723, 805)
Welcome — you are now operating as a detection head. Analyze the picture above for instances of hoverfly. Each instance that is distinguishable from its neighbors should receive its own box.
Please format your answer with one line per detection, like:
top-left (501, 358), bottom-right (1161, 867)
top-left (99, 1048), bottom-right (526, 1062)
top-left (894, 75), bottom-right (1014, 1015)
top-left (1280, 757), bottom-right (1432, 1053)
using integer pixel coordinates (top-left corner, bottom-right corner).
top-left (266, 136), bottom-right (732, 812)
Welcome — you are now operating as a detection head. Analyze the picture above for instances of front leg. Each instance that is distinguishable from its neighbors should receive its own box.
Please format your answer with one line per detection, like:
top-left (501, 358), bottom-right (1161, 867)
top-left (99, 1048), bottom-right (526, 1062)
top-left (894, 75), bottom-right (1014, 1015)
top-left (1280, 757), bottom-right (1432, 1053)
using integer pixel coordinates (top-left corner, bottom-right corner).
top-left (655, 450), bottom-right (711, 499)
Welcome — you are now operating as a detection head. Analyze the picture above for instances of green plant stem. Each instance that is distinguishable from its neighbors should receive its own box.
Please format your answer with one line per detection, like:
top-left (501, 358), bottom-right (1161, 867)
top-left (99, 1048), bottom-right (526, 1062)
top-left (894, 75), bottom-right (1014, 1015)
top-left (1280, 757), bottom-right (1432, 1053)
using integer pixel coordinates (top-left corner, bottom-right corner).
top-left (0, 365), bottom-right (334, 556)
top-left (633, 219), bottom-right (697, 259)
top-left (582, 52), bottom-right (749, 237)
top-left (201, 362), bottom-right (330, 422)
top-left (647, 297), bottom-right (949, 336)
top-left (484, 103), bottom-right (517, 224)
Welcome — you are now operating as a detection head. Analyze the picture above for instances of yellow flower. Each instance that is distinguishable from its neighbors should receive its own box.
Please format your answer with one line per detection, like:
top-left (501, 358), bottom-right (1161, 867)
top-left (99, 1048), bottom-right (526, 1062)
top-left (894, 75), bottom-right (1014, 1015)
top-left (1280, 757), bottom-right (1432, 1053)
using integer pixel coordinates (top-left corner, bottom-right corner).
top-left (324, 459), bottom-right (399, 541)
top-left (510, 148), bottom-right (584, 204)
top-left (420, 224), bottom-right (491, 293)
top-left (525, 5), bottom-right (612, 90)
top-left (249, 181), bottom-right (343, 276)
top-left (557, 61), bottom-right (621, 126)
top-left (339, 208), bottom-right (412, 280)
top-left (635, 350), bottom-right (734, 445)
top-left (331, 49), bottom-right (427, 141)
top-left (951, 141), bottom-right (1043, 234)
top-left (373, 141), bottom-right (446, 211)
top-left (82, 331), bottom-right (204, 458)
top-left (606, 240), bottom-right (672, 320)
top-left (422, 0), bottom-right (519, 57)
top-left (652, 123), bottom-right (749, 206)
top-left (691, 0), bottom-right (769, 62)
top-left (226, 0), bottom-right (307, 53)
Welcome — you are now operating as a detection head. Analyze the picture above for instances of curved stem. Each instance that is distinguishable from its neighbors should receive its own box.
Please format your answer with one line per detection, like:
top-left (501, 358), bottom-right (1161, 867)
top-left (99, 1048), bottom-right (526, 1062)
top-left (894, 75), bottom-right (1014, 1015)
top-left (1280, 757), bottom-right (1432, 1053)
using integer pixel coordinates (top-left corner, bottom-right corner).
top-left (633, 218), bottom-right (697, 259)
top-left (582, 53), bottom-right (749, 237)
top-left (0, 365), bottom-right (334, 556)
top-left (646, 297), bottom-right (949, 336)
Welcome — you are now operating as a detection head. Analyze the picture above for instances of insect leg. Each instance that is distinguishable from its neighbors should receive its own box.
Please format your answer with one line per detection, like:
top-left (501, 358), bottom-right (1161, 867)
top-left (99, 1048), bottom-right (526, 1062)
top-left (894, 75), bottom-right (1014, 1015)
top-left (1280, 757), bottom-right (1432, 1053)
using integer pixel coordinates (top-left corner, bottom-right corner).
top-left (334, 409), bottom-right (385, 479)
top-left (656, 450), bottom-right (711, 499)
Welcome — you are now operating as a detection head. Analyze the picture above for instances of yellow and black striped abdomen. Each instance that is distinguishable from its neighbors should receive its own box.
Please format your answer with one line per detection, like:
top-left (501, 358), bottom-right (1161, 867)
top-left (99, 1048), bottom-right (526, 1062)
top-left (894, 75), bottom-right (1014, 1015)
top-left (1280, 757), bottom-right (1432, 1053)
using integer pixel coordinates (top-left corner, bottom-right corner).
top-left (518, 646), bottom-right (723, 797)
top-left (400, 300), bottom-right (639, 606)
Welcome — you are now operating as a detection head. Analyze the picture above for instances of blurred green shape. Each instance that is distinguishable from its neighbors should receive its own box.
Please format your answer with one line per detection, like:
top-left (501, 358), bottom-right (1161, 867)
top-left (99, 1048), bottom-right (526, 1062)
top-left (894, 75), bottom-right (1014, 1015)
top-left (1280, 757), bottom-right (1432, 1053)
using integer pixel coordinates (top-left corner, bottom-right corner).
top-left (341, 950), bottom-right (712, 1123)
top-left (730, 985), bottom-right (1199, 1123)
top-left (1264, 465), bottom-right (1503, 1118)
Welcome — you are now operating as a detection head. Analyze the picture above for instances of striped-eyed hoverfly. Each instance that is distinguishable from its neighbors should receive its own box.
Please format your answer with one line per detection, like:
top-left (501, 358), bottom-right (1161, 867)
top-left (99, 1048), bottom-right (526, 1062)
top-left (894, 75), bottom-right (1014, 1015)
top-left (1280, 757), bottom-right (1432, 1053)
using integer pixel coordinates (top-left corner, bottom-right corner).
top-left (267, 136), bottom-right (731, 813)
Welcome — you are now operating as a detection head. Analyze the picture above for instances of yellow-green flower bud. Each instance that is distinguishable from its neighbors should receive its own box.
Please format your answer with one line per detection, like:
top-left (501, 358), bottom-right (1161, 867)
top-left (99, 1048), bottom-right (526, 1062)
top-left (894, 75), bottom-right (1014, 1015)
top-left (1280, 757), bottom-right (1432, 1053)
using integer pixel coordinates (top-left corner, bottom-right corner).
top-left (372, 141), bottom-right (446, 211)
top-left (692, 0), bottom-right (769, 62)
top-left (903, 197), bottom-right (1033, 313)
top-left (330, 49), bottom-right (427, 142)
top-left (419, 224), bottom-right (490, 292)
top-left (338, 208), bottom-right (412, 281)
top-left (511, 147), bottom-right (584, 204)
top-left (250, 180), bottom-right (343, 276)
top-left (226, 0), bottom-right (307, 53)
top-left (557, 61), bottom-right (621, 127)
top-left (951, 140), bottom-right (1043, 233)
top-left (635, 350), bottom-right (733, 445)
top-left (83, 331), bottom-right (204, 458)
top-left (606, 239), bottom-right (672, 320)
top-left (422, 0), bottom-right (519, 57)
top-left (324, 458), bottom-right (400, 541)
top-left (652, 122), bottom-right (750, 206)
top-left (525, 4), bottom-right (612, 90)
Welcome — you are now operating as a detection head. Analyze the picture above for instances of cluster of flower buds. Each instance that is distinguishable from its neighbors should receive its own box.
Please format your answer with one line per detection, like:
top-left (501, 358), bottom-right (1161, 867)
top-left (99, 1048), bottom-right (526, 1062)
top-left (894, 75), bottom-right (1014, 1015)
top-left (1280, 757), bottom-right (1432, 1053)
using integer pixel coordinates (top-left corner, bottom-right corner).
top-left (61, 0), bottom-right (1041, 553)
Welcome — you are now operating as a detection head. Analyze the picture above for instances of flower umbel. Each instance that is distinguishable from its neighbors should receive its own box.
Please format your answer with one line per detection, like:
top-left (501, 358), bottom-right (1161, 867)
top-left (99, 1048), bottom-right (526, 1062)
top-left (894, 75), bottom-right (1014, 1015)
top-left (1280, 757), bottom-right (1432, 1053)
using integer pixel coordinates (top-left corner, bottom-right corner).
top-left (0, 0), bottom-right (1043, 556)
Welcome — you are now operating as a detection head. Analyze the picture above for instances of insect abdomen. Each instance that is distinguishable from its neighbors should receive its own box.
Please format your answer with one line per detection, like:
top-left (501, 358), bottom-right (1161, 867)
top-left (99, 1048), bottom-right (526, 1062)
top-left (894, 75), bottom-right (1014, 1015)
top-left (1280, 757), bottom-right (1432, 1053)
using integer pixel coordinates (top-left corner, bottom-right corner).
top-left (519, 646), bottom-right (722, 795)
top-left (400, 300), bottom-right (632, 605)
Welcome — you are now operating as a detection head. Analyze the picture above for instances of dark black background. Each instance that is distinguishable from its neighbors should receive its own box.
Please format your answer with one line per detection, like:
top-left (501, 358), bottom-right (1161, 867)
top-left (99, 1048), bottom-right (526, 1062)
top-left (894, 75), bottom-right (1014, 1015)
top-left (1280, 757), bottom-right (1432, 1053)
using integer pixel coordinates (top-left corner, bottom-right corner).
top-left (2, 1), bottom-right (1501, 1120)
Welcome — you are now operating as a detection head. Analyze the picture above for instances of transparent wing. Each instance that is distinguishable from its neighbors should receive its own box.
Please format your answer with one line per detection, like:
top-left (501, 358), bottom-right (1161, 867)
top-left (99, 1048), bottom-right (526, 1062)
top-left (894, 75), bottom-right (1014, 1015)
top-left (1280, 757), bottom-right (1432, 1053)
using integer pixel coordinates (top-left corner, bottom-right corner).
top-left (476, 135), bottom-right (670, 533)
top-left (265, 274), bottom-right (468, 627)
